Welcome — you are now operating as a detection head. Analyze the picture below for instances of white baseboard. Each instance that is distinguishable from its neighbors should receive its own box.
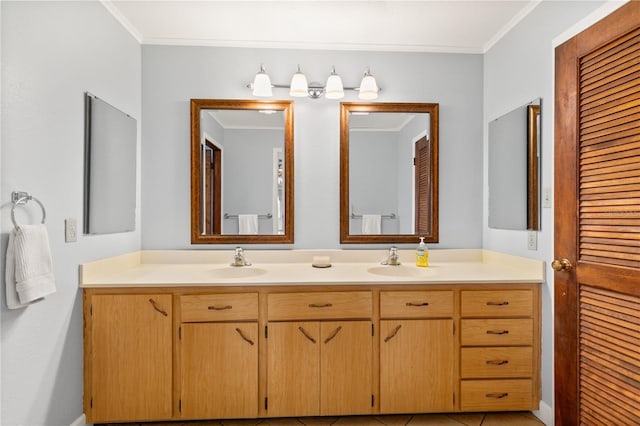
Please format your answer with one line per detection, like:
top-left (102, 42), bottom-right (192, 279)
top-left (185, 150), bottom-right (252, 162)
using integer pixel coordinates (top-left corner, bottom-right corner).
top-left (533, 400), bottom-right (553, 426)
top-left (70, 413), bottom-right (88, 426)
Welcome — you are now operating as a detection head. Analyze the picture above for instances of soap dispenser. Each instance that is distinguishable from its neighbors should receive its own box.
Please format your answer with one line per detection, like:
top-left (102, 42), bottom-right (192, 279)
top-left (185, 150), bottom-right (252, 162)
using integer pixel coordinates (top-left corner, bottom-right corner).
top-left (416, 237), bottom-right (428, 267)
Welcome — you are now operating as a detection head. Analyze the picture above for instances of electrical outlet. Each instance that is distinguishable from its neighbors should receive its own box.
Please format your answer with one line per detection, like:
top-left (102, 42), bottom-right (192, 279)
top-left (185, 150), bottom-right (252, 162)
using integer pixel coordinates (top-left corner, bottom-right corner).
top-left (527, 231), bottom-right (537, 251)
top-left (65, 218), bottom-right (77, 243)
top-left (543, 187), bottom-right (552, 208)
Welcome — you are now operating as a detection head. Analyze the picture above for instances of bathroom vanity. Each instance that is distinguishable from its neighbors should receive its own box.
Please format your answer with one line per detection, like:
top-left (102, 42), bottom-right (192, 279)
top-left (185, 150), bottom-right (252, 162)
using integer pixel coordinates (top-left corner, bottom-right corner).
top-left (81, 249), bottom-right (543, 423)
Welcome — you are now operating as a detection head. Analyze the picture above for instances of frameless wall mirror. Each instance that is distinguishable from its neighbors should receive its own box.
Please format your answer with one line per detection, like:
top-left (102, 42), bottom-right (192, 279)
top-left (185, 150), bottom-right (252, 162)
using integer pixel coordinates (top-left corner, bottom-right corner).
top-left (488, 98), bottom-right (541, 230)
top-left (190, 99), bottom-right (294, 244)
top-left (84, 93), bottom-right (137, 235)
top-left (340, 102), bottom-right (439, 244)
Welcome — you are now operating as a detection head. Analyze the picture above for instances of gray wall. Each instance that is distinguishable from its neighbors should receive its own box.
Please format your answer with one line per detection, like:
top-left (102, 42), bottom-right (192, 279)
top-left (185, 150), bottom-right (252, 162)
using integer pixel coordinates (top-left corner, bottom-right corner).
top-left (222, 128), bottom-right (283, 234)
top-left (142, 46), bottom-right (484, 249)
top-left (350, 130), bottom-right (400, 235)
top-left (1, 2), bottom-right (141, 424)
top-left (483, 0), bottom-right (606, 421)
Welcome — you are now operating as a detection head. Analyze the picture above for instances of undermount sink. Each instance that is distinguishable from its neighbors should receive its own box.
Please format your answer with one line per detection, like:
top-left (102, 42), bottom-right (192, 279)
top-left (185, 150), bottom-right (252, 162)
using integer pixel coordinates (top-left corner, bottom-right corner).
top-left (367, 265), bottom-right (435, 278)
top-left (208, 267), bottom-right (268, 279)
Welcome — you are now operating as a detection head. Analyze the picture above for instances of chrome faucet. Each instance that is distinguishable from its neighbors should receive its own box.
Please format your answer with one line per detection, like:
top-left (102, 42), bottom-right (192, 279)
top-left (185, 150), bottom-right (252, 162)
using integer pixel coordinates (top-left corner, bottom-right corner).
top-left (231, 247), bottom-right (251, 267)
top-left (382, 246), bottom-right (400, 266)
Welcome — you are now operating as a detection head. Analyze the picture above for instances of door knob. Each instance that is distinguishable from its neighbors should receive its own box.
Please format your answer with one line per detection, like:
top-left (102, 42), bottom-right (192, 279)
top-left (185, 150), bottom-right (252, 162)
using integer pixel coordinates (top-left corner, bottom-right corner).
top-left (551, 258), bottom-right (572, 272)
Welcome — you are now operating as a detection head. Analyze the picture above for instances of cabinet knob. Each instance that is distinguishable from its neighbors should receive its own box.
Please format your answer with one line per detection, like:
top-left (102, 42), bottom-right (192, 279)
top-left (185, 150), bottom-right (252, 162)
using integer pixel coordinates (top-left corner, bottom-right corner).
top-left (298, 326), bottom-right (317, 344)
top-left (308, 303), bottom-right (333, 308)
top-left (208, 304), bottom-right (232, 311)
top-left (148, 298), bottom-right (168, 316)
top-left (486, 392), bottom-right (509, 399)
top-left (551, 258), bottom-right (572, 272)
top-left (486, 330), bottom-right (509, 335)
top-left (235, 328), bottom-right (255, 345)
top-left (486, 359), bottom-right (509, 366)
top-left (384, 324), bottom-right (402, 343)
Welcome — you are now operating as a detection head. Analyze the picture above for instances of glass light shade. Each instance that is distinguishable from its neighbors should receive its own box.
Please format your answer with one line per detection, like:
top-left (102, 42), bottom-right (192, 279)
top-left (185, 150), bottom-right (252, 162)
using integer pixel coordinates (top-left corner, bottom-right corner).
top-left (252, 67), bottom-right (273, 97)
top-left (358, 73), bottom-right (379, 100)
top-left (325, 72), bottom-right (344, 99)
top-left (289, 71), bottom-right (309, 97)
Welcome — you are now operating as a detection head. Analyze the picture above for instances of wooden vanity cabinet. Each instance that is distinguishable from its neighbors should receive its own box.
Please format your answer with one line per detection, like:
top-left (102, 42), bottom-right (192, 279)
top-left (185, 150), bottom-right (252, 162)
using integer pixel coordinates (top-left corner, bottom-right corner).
top-left (265, 292), bottom-right (374, 417)
top-left (84, 293), bottom-right (173, 423)
top-left (459, 289), bottom-right (539, 411)
top-left (379, 290), bottom-right (455, 413)
top-left (83, 283), bottom-right (540, 422)
top-left (178, 293), bottom-right (259, 419)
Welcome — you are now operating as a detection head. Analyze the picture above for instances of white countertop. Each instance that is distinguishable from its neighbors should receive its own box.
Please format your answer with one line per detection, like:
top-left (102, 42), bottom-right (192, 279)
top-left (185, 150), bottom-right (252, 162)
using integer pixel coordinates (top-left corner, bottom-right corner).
top-left (80, 249), bottom-right (545, 288)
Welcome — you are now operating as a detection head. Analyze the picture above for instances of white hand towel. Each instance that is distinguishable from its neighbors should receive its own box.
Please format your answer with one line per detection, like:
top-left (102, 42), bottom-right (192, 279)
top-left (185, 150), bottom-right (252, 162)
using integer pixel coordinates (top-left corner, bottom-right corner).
top-left (362, 214), bottom-right (381, 235)
top-left (5, 229), bottom-right (27, 309)
top-left (5, 224), bottom-right (56, 308)
top-left (238, 214), bottom-right (258, 235)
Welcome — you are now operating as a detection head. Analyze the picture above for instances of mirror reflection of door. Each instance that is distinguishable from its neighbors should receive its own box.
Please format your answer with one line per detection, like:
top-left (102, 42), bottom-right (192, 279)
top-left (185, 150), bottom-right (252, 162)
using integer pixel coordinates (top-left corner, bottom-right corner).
top-left (203, 141), bottom-right (221, 234)
top-left (190, 99), bottom-right (294, 244)
top-left (414, 135), bottom-right (430, 235)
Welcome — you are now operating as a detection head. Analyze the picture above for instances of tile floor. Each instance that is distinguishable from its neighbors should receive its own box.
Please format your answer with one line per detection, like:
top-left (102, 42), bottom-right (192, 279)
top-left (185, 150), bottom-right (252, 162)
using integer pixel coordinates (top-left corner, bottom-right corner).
top-left (105, 412), bottom-right (545, 426)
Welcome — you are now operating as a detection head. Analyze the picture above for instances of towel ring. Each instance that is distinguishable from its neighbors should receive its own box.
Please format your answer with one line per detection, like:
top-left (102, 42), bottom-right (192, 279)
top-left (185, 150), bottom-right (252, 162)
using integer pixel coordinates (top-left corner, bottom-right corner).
top-left (11, 195), bottom-right (46, 228)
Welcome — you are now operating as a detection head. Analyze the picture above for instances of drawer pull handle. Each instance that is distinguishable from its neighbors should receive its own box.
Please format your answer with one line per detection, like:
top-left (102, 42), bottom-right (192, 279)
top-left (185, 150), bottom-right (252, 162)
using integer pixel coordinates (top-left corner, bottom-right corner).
top-left (208, 305), bottom-right (232, 311)
top-left (308, 303), bottom-right (333, 308)
top-left (148, 298), bottom-right (168, 317)
top-left (486, 359), bottom-right (509, 366)
top-left (324, 326), bottom-right (343, 344)
top-left (406, 302), bottom-right (429, 307)
top-left (384, 325), bottom-right (402, 343)
top-left (486, 330), bottom-right (509, 335)
top-left (298, 326), bottom-right (317, 344)
top-left (486, 392), bottom-right (509, 399)
top-left (235, 328), bottom-right (254, 346)
top-left (486, 301), bottom-right (509, 306)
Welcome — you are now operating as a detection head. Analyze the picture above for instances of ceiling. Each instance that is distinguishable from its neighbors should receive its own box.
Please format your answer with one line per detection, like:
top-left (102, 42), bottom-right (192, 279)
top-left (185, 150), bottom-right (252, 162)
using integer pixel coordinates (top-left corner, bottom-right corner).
top-left (103, 0), bottom-right (541, 54)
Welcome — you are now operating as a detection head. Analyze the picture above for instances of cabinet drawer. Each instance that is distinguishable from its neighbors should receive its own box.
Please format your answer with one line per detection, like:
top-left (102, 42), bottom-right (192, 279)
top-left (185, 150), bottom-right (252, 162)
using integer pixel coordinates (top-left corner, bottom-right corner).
top-left (460, 379), bottom-right (534, 411)
top-left (461, 290), bottom-right (533, 317)
top-left (380, 291), bottom-right (453, 318)
top-left (267, 291), bottom-right (372, 320)
top-left (181, 293), bottom-right (258, 322)
top-left (460, 347), bottom-right (533, 378)
top-left (461, 319), bottom-right (533, 346)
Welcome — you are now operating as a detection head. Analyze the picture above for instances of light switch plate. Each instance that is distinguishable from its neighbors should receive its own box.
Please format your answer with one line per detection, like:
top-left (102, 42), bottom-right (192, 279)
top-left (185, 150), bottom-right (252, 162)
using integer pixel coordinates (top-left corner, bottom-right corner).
top-left (65, 218), bottom-right (77, 243)
top-left (527, 231), bottom-right (537, 251)
top-left (543, 187), bottom-right (552, 208)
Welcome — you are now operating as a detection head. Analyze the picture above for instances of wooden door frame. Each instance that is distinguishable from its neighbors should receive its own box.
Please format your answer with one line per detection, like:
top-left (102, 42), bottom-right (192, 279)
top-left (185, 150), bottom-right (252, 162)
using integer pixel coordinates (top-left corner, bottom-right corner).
top-left (204, 140), bottom-right (221, 235)
top-left (554, 3), bottom-right (640, 424)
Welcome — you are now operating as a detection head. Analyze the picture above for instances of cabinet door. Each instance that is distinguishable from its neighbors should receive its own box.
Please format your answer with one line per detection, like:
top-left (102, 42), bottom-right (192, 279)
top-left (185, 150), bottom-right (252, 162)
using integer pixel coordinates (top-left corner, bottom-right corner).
top-left (180, 322), bottom-right (258, 419)
top-left (380, 319), bottom-right (454, 413)
top-left (320, 321), bottom-right (373, 415)
top-left (89, 294), bottom-right (172, 422)
top-left (267, 322), bottom-right (320, 417)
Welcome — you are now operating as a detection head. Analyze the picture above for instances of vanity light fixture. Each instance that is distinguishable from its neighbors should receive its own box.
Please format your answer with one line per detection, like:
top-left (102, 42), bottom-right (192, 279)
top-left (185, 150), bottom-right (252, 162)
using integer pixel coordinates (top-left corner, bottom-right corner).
top-left (251, 64), bottom-right (273, 97)
top-left (358, 68), bottom-right (379, 100)
top-left (247, 64), bottom-right (380, 100)
top-left (289, 65), bottom-right (309, 97)
top-left (325, 66), bottom-right (345, 99)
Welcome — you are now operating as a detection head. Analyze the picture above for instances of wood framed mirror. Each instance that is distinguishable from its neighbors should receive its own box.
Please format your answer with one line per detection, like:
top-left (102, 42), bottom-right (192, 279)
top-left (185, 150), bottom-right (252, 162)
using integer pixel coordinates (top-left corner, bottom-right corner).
top-left (190, 99), bottom-right (294, 244)
top-left (488, 98), bottom-right (541, 231)
top-left (340, 102), bottom-right (439, 244)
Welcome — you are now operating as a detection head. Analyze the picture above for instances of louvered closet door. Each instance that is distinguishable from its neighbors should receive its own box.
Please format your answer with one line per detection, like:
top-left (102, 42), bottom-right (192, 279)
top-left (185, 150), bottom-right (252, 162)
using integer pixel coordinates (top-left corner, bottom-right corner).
top-left (555, 2), bottom-right (640, 425)
top-left (415, 136), bottom-right (430, 234)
